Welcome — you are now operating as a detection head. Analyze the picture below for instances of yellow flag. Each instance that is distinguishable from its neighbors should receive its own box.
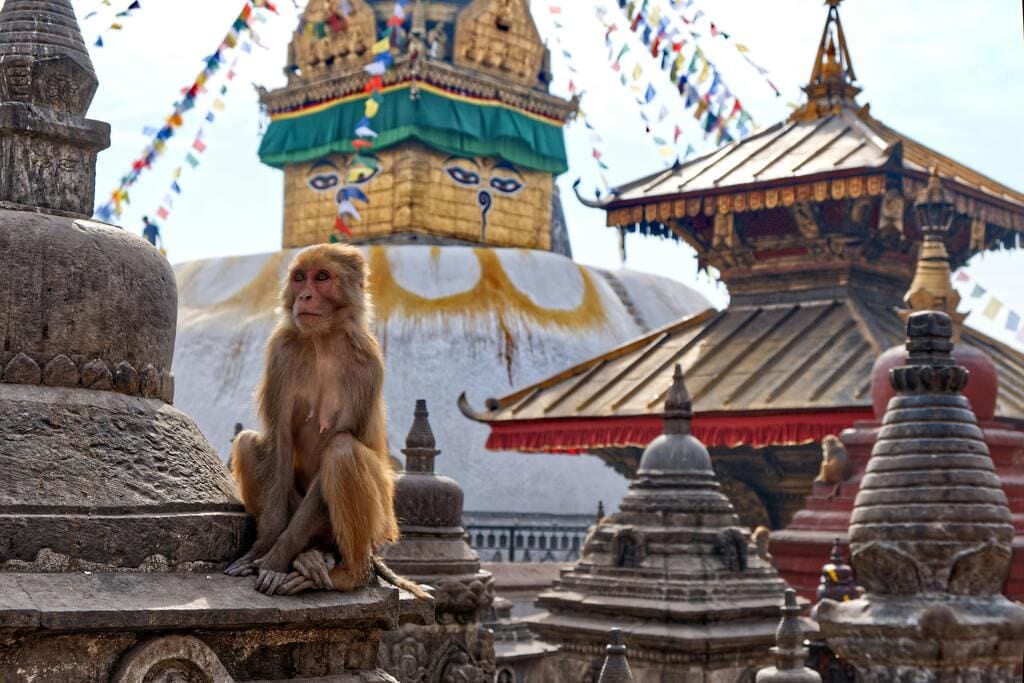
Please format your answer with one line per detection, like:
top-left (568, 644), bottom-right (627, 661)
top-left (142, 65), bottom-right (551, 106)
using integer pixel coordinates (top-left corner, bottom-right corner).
top-left (110, 22), bottom-right (123, 30)
top-left (658, 146), bottom-right (673, 157)
top-left (694, 99), bottom-right (708, 120)
top-left (173, 167), bottom-right (182, 180)
top-left (364, 98), bottom-right (380, 118)
top-left (697, 61), bottom-right (711, 85)
top-left (631, 63), bottom-right (642, 81)
top-left (213, 99), bottom-right (226, 111)
top-left (371, 37), bottom-right (390, 55)
top-left (735, 44), bottom-right (750, 53)
top-left (196, 73), bottom-right (207, 87)
top-left (982, 297), bottom-right (1003, 319)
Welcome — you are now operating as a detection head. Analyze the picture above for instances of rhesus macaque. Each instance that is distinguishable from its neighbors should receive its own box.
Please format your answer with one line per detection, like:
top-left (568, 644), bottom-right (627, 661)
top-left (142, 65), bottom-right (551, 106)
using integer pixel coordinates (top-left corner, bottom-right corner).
top-left (751, 525), bottom-right (772, 563)
top-left (815, 434), bottom-right (852, 498)
top-left (225, 244), bottom-right (427, 599)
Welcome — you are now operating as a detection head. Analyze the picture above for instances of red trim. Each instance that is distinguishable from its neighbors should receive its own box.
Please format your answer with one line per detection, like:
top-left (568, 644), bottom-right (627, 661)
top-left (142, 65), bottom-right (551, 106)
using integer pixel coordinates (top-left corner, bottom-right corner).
top-left (484, 409), bottom-right (875, 453)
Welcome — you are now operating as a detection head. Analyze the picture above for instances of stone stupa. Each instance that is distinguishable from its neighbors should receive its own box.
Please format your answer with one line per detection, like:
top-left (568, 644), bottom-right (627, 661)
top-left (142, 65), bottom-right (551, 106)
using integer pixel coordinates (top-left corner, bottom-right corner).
top-left (0, 2), bottom-right (429, 680)
top-left (528, 365), bottom-right (791, 681)
top-left (817, 311), bottom-right (1024, 680)
top-left (378, 400), bottom-right (496, 681)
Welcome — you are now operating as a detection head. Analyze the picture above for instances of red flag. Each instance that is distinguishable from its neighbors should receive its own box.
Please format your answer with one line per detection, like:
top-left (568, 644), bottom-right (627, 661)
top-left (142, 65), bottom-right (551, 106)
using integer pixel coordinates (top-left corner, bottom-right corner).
top-left (568, 79), bottom-right (576, 93)
top-left (364, 75), bottom-right (384, 93)
top-left (352, 138), bottom-right (373, 149)
top-left (672, 41), bottom-right (683, 52)
top-left (710, 22), bottom-right (718, 37)
top-left (673, 125), bottom-right (682, 142)
top-left (192, 138), bottom-right (207, 153)
top-left (956, 271), bottom-right (971, 282)
top-left (334, 216), bottom-right (352, 236)
top-left (156, 206), bottom-right (169, 220)
top-left (549, 6), bottom-right (561, 13)
top-left (592, 149), bottom-right (602, 160)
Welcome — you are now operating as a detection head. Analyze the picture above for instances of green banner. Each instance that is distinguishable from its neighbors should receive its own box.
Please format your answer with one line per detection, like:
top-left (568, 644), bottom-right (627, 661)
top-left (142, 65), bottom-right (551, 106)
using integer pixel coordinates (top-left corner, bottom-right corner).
top-left (259, 85), bottom-right (568, 175)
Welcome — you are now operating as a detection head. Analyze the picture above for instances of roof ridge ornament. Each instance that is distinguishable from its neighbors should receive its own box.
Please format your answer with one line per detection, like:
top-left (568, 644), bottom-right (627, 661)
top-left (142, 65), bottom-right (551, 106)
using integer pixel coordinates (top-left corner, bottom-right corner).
top-left (790, 0), bottom-right (863, 123)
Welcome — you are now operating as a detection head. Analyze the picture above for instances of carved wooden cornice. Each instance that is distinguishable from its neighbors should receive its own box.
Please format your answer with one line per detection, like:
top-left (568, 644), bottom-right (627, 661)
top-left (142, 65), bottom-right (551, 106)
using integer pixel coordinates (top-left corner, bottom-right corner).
top-left (261, 56), bottom-right (576, 123)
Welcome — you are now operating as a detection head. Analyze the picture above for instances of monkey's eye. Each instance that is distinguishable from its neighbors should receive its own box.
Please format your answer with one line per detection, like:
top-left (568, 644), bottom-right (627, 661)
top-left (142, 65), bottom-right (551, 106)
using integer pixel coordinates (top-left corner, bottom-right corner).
top-left (315, 270), bottom-right (330, 282)
top-left (307, 172), bottom-right (340, 192)
top-left (293, 272), bottom-right (305, 282)
top-left (490, 176), bottom-right (524, 194)
top-left (445, 166), bottom-right (480, 187)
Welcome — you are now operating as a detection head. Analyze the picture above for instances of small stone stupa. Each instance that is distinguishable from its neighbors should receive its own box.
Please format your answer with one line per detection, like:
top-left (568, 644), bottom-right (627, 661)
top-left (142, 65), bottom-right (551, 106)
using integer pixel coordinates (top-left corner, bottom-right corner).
top-left (755, 589), bottom-right (821, 683)
top-left (378, 400), bottom-right (497, 681)
top-left (597, 628), bottom-right (634, 683)
top-left (817, 311), bottom-right (1024, 679)
top-left (529, 365), bottom-right (791, 681)
top-left (0, 2), bottom-right (429, 680)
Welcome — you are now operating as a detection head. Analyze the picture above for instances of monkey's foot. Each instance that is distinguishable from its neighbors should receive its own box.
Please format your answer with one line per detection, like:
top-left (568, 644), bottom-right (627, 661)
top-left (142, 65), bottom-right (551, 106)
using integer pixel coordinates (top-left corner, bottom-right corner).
top-left (277, 571), bottom-right (316, 595)
top-left (225, 552), bottom-right (259, 577)
top-left (293, 549), bottom-right (336, 590)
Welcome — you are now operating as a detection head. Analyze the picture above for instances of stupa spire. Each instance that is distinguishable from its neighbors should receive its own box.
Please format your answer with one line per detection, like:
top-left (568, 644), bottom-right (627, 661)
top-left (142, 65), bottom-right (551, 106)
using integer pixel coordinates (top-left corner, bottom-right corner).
top-left (596, 629), bottom-right (634, 683)
top-left (791, 0), bottom-right (863, 121)
top-left (755, 589), bottom-right (821, 682)
top-left (902, 168), bottom-right (967, 340)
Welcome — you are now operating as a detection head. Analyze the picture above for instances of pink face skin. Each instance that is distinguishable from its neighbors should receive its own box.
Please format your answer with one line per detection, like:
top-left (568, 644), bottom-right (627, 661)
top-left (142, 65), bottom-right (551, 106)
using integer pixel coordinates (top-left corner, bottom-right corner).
top-left (290, 266), bottom-right (337, 331)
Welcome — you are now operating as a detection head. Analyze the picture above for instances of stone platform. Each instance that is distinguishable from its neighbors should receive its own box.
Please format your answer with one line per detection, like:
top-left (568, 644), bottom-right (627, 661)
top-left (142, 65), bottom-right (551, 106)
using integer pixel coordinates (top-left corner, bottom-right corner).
top-left (0, 573), bottom-right (433, 682)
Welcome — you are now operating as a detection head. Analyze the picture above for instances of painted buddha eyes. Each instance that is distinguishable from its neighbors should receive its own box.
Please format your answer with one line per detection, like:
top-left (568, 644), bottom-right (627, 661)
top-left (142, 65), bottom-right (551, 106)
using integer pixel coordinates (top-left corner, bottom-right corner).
top-left (348, 164), bottom-right (380, 185)
top-left (308, 172), bottom-right (340, 191)
top-left (444, 158), bottom-right (524, 195)
top-left (446, 166), bottom-right (480, 186)
top-left (489, 176), bottom-right (523, 195)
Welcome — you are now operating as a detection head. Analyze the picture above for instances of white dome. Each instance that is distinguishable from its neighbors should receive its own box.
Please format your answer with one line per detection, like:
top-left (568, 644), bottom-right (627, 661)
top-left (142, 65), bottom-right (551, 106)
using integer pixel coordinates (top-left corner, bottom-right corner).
top-left (172, 245), bottom-right (710, 515)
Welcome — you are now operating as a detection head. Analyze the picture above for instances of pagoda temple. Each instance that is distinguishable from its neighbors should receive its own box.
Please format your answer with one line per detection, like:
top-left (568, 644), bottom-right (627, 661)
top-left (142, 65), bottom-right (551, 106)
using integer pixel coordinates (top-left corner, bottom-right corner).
top-left (171, 0), bottom-right (709, 519)
top-left (461, 0), bottom-right (1024, 529)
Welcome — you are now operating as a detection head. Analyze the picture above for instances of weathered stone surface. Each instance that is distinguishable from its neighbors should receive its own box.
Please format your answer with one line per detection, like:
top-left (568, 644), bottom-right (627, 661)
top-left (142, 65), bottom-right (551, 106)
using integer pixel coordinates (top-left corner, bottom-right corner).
top-left (2, 351), bottom-right (40, 384)
top-left (0, 209), bottom-right (175, 388)
top-left (531, 366), bottom-right (788, 681)
top-left (80, 357), bottom-right (112, 389)
top-left (113, 359), bottom-right (140, 395)
top-left (0, 573), bottom-right (429, 682)
top-left (41, 353), bottom-right (78, 387)
top-left (0, 383), bottom-right (247, 567)
top-left (818, 311), bottom-right (1024, 681)
top-left (139, 363), bottom-right (160, 397)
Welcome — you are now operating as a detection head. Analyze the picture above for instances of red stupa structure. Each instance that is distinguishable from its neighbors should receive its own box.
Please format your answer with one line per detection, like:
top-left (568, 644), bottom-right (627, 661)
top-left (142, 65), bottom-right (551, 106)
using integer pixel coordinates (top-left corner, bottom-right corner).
top-left (772, 171), bottom-right (1024, 600)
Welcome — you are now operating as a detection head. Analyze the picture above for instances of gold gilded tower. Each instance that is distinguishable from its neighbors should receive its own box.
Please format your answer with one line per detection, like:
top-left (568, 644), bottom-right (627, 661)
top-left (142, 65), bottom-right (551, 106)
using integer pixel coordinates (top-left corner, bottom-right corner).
top-left (259, 0), bottom-right (574, 252)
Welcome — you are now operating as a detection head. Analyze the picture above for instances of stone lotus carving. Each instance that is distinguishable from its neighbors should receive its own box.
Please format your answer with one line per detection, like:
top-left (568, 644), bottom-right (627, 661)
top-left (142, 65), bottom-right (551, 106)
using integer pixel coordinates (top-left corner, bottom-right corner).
top-left (1, 353), bottom-right (174, 402)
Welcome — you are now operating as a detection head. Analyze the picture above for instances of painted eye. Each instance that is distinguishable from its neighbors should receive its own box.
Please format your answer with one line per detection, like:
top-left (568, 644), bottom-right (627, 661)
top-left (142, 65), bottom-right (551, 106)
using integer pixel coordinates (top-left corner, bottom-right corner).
top-left (315, 270), bottom-right (330, 282)
top-left (293, 272), bottom-right (305, 282)
top-left (490, 176), bottom-right (524, 194)
top-left (446, 166), bottom-right (480, 186)
top-left (307, 172), bottom-right (340, 192)
top-left (349, 165), bottom-right (380, 185)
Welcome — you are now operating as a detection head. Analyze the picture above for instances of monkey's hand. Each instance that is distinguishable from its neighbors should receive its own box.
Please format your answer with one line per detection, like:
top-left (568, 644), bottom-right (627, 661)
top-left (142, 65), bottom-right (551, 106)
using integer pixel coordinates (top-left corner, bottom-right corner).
top-left (293, 549), bottom-right (336, 590)
top-left (255, 566), bottom-right (292, 595)
top-left (225, 551), bottom-right (259, 577)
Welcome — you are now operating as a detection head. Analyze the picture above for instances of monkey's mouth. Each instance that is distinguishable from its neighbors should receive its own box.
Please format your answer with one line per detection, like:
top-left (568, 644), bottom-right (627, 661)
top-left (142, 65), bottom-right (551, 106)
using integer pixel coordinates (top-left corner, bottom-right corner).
top-left (296, 312), bottom-right (323, 320)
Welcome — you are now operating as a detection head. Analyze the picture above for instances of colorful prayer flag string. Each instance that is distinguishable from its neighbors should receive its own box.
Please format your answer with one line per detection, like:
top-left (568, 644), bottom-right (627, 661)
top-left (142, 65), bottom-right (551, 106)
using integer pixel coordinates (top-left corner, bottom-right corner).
top-left (94, 1), bottom-right (275, 222)
top-left (329, 0), bottom-right (412, 243)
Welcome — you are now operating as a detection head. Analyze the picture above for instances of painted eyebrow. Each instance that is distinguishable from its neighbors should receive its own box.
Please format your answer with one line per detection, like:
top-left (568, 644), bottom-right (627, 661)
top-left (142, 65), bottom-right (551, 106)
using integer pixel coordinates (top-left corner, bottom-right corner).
top-left (308, 159), bottom-right (339, 173)
top-left (443, 155), bottom-right (480, 168)
top-left (492, 160), bottom-right (523, 178)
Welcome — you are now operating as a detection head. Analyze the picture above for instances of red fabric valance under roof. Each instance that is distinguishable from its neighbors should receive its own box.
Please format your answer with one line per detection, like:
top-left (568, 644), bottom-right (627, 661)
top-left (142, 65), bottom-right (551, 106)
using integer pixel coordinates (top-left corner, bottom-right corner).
top-left (485, 409), bottom-right (875, 453)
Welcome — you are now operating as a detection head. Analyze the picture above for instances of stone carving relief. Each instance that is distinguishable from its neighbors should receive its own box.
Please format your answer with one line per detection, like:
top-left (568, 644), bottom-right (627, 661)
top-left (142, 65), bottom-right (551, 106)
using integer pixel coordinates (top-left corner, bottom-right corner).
top-left (110, 635), bottom-right (232, 683)
top-left (713, 527), bottom-right (749, 572)
top-left (851, 541), bottom-right (922, 594)
top-left (434, 574), bottom-right (496, 624)
top-left (0, 351), bottom-right (174, 402)
top-left (379, 633), bottom-right (430, 682)
top-left (289, 0), bottom-right (376, 78)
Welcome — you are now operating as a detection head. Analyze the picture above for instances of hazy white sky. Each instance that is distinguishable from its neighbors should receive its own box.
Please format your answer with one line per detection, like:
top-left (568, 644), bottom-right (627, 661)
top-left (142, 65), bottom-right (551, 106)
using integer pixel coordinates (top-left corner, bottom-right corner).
top-left (63, 0), bottom-right (1024, 347)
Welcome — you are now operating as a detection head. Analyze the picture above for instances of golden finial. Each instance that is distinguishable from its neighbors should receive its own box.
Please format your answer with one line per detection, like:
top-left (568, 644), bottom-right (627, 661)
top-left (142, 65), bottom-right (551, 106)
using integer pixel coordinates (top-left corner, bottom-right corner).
top-left (901, 169), bottom-right (966, 341)
top-left (790, 0), bottom-right (861, 122)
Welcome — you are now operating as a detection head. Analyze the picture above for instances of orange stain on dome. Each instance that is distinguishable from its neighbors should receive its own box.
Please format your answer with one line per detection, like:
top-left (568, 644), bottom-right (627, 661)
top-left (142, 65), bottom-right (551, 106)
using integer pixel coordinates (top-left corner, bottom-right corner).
top-left (367, 247), bottom-right (608, 331)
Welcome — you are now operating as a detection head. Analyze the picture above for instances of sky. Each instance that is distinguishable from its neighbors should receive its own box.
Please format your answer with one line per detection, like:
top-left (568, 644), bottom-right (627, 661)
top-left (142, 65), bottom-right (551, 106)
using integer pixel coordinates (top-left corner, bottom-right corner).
top-left (56, 0), bottom-right (1024, 348)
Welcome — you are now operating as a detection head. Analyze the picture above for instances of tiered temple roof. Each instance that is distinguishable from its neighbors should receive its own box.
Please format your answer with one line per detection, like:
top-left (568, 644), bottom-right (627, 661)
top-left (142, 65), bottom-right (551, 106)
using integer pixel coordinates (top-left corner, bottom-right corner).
top-left (462, 0), bottom-right (1024, 467)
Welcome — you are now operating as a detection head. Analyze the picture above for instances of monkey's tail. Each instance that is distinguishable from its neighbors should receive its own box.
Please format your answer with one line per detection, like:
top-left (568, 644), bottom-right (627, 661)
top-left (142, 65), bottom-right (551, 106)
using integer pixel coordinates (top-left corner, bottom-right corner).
top-left (371, 556), bottom-right (433, 601)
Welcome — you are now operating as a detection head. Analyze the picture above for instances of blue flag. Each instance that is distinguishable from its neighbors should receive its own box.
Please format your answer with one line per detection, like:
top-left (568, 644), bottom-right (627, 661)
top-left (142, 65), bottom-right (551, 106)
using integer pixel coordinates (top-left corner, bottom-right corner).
top-left (1007, 311), bottom-right (1021, 332)
top-left (644, 84), bottom-right (655, 103)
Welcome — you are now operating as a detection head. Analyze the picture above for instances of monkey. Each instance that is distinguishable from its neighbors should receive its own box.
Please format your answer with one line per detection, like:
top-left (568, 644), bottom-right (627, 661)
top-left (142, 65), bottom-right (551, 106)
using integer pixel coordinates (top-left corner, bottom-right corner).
top-left (224, 243), bottom-right (428, 599)
top-left (815, 434), bottom-right (853, 498)
top-left (751, 526), bottom-right (772, 564)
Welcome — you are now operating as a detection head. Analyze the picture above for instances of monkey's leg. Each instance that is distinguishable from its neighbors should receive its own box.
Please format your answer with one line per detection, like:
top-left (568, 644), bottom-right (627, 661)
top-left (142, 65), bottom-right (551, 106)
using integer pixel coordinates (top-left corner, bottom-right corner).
top-left (253, 478), bottom-right (332, 595)
top-left (318, 433), bottom-right (394, 592)
top-left (227, 431), bottom-right (295, 577)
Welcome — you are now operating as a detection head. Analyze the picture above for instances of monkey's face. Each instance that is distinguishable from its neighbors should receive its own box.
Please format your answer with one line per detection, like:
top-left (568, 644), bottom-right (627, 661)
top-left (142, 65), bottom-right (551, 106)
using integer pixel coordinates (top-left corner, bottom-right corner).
top-left (286, 246), bottom-right (366, 334)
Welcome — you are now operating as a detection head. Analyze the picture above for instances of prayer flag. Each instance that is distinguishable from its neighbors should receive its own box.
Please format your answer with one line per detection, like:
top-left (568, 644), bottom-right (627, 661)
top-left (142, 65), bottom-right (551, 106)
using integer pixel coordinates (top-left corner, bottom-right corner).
top-left (631, 64), bottom-right (642, 81)
top-left (185, 153), bottom-right (200, 169)
top-left (338, 200), bottom-right (361, 220)
top-left (971, 284), bottom-right (987, 298)
top-left (1007, 311), bottom-right (1021, 332)
top-left (192, 138), bottom-right (207, 153)
top-left (371, 37), bottom-right (390, 54)
top-left (364, 98), bottom-right (380, 118)
top-left (334, 216), bottom-right (352, 237)
top-left (171, 182), bottom-right (182, 194)
top-left (983, 297), bottom-right (1003, 319)
top-left (339, 186), bottom-right (369, 203)
top-left (956, 271), bottom-right (970, 282)
top-left (644, 84), bottom-right (655, 103)
top-left (735, 43), bottom-right (750, 53)
top-left (156, 206), bottom-right (169, 220)
top-left (205, 112), bottom-right (215, 123)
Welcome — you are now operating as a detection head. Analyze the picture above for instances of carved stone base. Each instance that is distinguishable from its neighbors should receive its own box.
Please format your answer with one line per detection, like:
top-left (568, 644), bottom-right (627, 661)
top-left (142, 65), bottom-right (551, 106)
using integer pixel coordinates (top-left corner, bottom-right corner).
top-left (378, 621), bottom-right (495, 683)
top-left (0, 573), bottom-right (432, 682)
top-left (545, 648), bottom-right (759, 683)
